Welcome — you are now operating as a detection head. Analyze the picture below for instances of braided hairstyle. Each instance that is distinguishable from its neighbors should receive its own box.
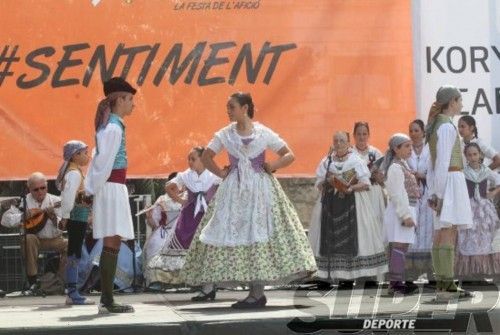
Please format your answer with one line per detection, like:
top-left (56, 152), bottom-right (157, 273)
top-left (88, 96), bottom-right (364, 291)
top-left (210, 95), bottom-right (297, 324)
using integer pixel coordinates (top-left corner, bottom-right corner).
top-left (459, 115), bottom-right (478, 138)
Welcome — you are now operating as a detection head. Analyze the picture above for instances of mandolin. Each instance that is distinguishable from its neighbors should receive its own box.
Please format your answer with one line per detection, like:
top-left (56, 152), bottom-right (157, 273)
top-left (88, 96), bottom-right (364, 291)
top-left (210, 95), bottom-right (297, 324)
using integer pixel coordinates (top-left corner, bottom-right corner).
top-left (24, 201), bottom-right (61, 234)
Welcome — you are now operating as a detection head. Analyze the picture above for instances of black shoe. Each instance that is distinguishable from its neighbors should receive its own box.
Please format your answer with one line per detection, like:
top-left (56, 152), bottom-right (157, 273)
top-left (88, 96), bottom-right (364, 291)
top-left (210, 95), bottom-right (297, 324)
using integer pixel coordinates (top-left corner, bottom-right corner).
top-left (404, 281), bottom-right (419, 294)
top-left (316, 280), bottom-right (333, 290)
top-left (337, 281), bottom-right (354, 290)
top-left (231, 295), bottom-right (267, 309)
top-left (462, 280), bottom-right (488, 287)
top-left (23, 282), bottom-right (45, 297)
top-left (424, 280), bottom-right (437, 289)
top-left (191, 289), bottom-right (216, 302)
top-left (98, 303), bottom-right (135, 314)
top-left (0, 289), bottom-right (5, 298)
top-left (362, 280), bottom-right (379, 289)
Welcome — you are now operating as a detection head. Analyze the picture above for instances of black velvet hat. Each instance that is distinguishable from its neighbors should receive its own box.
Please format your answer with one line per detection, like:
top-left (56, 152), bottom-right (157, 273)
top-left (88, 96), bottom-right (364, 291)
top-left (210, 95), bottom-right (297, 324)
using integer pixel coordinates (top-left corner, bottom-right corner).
top-left (103, 77), bottom-right (137, 96)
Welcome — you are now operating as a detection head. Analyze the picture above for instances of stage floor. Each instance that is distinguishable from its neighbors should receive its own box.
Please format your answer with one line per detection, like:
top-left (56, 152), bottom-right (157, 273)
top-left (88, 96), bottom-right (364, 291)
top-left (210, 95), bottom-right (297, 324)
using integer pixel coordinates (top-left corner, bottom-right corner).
top-left (1, 284), bottom-right (500, 334)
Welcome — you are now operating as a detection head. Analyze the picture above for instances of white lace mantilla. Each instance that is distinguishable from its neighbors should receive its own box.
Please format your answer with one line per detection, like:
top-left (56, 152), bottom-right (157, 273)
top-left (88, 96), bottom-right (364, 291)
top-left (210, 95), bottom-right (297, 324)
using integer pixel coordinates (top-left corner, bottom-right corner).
top-left (200, 122), bottom-right (286, 247)
top-left (170, 169), bottom-right (221, 217)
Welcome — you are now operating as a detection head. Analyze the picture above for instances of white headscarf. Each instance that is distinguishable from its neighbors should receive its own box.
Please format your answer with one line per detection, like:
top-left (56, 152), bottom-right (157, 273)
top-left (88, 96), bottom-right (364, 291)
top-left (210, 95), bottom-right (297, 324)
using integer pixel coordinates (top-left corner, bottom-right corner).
top-left (55, 140), bottom-right (88, 191)
top-left (381, 133), bottom-right (411, 176)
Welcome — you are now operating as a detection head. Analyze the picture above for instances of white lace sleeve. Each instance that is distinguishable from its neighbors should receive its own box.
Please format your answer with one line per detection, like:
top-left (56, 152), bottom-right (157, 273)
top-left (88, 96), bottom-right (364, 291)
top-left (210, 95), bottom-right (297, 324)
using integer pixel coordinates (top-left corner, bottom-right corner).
top-left (210, 173), bottom-right (223, 185)
top-left (207, 130), bottom-right (224, 154)
top-left (486, 168), bottom-right (500, 187)
top-left (354, 160), bottom-right (371, 185)
top-left (371, 146), bottom-right (383, 160)
top-left (477, 138), bottom-right (498, 160)
top-left (265, 127), bottom-right (286, 152)
top-left (169, 170), bottom-right (187, 189)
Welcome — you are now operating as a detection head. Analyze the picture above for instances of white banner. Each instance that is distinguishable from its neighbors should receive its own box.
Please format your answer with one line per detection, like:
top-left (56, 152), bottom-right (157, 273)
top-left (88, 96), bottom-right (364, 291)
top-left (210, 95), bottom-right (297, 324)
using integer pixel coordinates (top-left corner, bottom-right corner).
top-left (412, 0), bottom-right (500, 153)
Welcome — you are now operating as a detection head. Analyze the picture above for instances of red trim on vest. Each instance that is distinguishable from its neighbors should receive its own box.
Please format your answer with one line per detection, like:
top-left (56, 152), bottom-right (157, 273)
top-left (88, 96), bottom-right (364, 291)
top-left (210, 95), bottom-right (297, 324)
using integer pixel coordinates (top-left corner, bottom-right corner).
top-left (107, 169), bottom-right (127, 184)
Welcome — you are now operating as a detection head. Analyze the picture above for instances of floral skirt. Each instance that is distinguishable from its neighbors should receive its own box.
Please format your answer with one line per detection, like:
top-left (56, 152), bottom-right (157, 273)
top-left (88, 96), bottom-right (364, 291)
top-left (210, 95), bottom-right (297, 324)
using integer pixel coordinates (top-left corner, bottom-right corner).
top-left (144, 249), bottom-right (186, 285)
top-left (456, 197), bottom-right (500, 278)
top-left (180, 176), bottom-right (317, 286)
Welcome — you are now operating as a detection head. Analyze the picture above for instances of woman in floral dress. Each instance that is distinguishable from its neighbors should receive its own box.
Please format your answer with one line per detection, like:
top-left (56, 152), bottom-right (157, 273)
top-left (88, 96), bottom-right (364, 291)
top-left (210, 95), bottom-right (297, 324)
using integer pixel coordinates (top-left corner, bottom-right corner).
top-left (181, 92), bottom-right (316, 309)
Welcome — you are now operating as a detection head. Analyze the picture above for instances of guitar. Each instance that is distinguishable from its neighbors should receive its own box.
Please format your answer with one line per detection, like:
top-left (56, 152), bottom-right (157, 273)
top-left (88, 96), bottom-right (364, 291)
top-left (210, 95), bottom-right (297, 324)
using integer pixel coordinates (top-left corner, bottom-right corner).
top-left (24, 201), bottom-right (62, 234)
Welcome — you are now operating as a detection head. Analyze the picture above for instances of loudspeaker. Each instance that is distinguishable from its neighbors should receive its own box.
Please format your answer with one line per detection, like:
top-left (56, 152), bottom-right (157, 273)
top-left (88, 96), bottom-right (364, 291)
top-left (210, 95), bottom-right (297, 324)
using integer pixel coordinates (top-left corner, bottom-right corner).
top-left (0, 234), bottom-right (23, 292)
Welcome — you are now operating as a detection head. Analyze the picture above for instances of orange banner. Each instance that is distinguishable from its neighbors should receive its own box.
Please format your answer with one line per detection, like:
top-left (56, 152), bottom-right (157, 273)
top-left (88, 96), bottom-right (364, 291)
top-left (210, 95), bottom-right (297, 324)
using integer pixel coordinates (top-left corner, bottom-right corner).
top-left (0, 0), bottom-right (415, 180)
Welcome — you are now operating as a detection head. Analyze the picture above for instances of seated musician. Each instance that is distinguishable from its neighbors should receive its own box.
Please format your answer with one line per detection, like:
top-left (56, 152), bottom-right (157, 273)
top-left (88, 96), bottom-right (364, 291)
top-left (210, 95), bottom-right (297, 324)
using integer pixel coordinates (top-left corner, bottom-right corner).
top-left (1, 172), bottom-right (68, 291)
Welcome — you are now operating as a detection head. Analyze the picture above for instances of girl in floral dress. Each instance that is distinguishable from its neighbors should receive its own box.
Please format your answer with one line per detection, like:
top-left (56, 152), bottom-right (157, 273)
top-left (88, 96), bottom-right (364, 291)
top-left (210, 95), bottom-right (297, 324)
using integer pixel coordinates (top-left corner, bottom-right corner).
top-left (455, 143), bottom-right (500, 282)
top-left (181, 92), bottom-right (316, 309)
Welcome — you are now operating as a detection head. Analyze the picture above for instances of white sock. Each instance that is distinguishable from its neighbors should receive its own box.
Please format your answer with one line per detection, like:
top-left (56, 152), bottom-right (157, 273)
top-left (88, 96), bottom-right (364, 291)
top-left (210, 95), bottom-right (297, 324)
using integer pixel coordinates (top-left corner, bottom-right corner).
top-left (201, 283), bottom-right (215, 294)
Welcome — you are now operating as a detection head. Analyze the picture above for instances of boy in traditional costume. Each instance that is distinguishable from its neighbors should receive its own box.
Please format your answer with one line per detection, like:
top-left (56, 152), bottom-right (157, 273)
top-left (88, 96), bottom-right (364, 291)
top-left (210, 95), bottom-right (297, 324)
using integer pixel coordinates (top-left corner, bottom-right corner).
top-left (85, 77), bottom-right (137, 313)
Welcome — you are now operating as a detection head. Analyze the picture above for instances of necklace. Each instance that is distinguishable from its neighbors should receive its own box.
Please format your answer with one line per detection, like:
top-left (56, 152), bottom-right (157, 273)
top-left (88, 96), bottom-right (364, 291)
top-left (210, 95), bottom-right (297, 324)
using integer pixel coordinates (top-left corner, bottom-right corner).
top-left (355, 145), bottom-right (368, 154)
top-left (334, 151), bottom-right (349, 160)
top-left (412, 141), bottom-right (424, 154)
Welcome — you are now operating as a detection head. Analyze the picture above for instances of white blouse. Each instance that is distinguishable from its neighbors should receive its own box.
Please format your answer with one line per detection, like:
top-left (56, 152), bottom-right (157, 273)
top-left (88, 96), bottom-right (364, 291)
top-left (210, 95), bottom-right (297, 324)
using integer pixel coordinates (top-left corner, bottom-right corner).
top-left (314, 152), bottom-right (371, 189)
top-left (169, 169), bottom-right (221, 216)
top-left (386, 162), bottom-right (413, 221)
top-left (352, 145), bottom-right (383, 166)
top-left (85, 122), bottom-right (123, 195)
top-left (407, 144), bottom-right (431, 177)
top-left (198, 122), bottom-right (287, 246)
top-left (207, 122), bottom-right (286, 155)
top-left (431, 123), bottom-right (459, 198)
top-left (60, 170), bottom-right (82, 219)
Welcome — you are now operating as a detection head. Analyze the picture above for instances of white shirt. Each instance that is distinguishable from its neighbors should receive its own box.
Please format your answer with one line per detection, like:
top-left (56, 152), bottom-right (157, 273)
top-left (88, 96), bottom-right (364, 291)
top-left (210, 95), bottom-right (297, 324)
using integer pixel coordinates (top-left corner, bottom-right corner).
top-left (314, 152), bottom-right (371, 189)
top-left (1, 193), bottom-right (62, 239)
top-left (386, 162), bottom-right (413, 221)
top-left (170, 169), bottom-right (221, 217)
top-left (432, 123), bottom-right (458, 198)
top-left (60, 170), bottom-right (82, 219)
top-left (207, 122), bottom-right (286, 154)
top-left (352, 145), bottom-right (383, 166)
top-left (170, 169), bottom-right (221, 191)
top-left (407, 144), bottom-right (431, 177)
top-left (85, 122), bottom-right (123, 195)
